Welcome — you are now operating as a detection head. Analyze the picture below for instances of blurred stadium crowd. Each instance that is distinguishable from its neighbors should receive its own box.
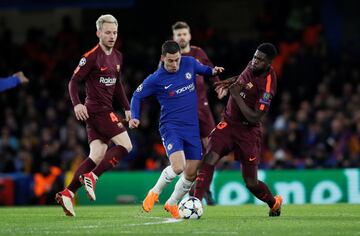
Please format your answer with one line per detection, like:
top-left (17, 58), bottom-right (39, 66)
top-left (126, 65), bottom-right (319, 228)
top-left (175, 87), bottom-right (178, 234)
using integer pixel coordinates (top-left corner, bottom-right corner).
top-left (0, 1), bottom-right (359, 203)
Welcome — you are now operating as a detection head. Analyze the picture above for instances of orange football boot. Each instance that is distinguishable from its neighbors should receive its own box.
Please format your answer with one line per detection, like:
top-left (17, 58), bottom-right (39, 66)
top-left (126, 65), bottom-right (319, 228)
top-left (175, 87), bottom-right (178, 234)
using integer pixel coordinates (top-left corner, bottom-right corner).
top-left (142, 191), bottom-right (159, 212)
top-left (164, 202), bottom-right (180, 219)
top-left (269, 195), bottom-right (283, 217)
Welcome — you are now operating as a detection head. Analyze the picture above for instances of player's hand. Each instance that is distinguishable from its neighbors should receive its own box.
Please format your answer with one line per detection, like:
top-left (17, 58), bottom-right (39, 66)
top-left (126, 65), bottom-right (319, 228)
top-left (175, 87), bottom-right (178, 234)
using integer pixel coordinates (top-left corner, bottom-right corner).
top-left (124, 110), bottom-right (131, 122)
top-left (74, 104), bottom-right (89, 121)
top-left (214, 76), bottom-right (237, 90)
top-left (212, 66), bottom-right (225, 76)
top-left (13, 71), bottom-right (29, 84)
top-left (216, 86), bottom-right (228, 99)
top-left (129, 118), bottom-right (140, 129)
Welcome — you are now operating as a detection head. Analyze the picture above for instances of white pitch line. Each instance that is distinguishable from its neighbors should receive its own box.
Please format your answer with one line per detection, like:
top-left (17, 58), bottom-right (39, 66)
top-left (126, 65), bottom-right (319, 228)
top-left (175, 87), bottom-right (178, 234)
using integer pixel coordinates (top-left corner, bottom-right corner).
top-left (126, 216), bottom-right (183, 226)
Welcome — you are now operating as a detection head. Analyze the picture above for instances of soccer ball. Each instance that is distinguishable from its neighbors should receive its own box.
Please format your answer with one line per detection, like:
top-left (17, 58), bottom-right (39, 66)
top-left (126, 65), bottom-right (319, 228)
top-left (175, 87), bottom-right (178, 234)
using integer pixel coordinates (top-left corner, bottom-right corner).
top-left (178, 197), bottom-right (203, 219)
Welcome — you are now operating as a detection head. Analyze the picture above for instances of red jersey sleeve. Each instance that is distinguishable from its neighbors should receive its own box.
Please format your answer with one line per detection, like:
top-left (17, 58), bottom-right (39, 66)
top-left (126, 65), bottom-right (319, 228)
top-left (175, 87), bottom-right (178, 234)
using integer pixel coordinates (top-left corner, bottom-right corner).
top-left (68, 45), bottom-right (97, 106)
top-left (255, 70), bottom-right (277, 113)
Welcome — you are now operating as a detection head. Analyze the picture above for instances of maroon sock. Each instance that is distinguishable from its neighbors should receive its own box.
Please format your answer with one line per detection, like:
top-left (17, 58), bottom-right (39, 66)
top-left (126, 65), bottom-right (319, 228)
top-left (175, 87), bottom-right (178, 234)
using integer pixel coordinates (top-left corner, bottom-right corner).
top-left (247, 181), bottom-right (275, 208)
top-left (194, 163), bottom-right (215, 200)
top-left (92, 146), bottom-right (128, 177)
top-left (189, 144), bottom-right (207, 197)
top-left (241, 163), bottom-right (275, 208)
top-left (67, 157), bottom-right (96, 193)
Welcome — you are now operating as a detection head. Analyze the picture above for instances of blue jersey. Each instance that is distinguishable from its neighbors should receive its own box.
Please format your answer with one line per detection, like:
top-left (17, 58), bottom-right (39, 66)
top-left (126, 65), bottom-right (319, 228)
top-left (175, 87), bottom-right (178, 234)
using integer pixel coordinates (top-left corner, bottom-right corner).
top-left (131, 56), bottom-right (213, 130)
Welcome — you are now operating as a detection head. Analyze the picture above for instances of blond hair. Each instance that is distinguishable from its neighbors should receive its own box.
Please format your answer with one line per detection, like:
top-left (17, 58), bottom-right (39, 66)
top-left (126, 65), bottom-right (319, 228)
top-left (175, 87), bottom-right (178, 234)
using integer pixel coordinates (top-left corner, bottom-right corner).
top-left (96, 14), bottom-right (118, 31)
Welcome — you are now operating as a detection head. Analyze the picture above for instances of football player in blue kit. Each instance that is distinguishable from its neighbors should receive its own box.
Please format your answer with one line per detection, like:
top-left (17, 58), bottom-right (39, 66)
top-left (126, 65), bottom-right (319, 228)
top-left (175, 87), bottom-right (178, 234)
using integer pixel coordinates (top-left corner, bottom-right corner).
top-left (129, 40), bottom-right (224, 218)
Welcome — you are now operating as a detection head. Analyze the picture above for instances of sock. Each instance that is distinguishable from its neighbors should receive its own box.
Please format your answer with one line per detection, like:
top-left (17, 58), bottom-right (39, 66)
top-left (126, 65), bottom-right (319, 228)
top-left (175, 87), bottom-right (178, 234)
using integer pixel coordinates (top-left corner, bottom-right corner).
top-left (167, 176), bottom-right (193, 205)
top-left (247, 180), bottom-right (276, 208)
top-left (151, 165), bottom-right (178, 195)
top-left (241, 163), bottom-right (275, 208)
top-left (92, 146), bottom-right (128, 177)
top-left (194, 163), bottom-right (215, 200)
top-left (67, 157), bottom-right (96, 193)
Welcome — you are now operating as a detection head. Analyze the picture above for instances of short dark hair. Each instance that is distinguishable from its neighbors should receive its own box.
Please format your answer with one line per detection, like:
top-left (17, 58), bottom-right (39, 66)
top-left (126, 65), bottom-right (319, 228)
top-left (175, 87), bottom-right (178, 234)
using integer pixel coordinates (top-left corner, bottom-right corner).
top-left (161, 40), bottom-right (181, 55)
top-left (257, 43), bottom-right (277, 61)
top-left (172, 21), bottom-right (190, 31)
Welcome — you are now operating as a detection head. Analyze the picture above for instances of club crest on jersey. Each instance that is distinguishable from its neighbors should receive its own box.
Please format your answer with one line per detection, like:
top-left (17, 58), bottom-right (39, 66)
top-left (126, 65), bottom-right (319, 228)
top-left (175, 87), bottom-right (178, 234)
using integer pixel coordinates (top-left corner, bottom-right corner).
top-left (79, 57), bottom-right (86, 67)
top-left (136, 84), bottom-right (143, 92)
top-left (116, 64), bottom-right (120, 72)
top-left (185, 72), bottom-right (192, 80)
top-left (167, 143), bottom-right (173, 150)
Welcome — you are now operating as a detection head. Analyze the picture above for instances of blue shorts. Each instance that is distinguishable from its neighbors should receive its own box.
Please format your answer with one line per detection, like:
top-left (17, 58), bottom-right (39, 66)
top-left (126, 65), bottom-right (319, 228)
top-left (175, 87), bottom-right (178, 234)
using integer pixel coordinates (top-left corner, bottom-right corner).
top-left (160, 127), bottom-right (202, 160)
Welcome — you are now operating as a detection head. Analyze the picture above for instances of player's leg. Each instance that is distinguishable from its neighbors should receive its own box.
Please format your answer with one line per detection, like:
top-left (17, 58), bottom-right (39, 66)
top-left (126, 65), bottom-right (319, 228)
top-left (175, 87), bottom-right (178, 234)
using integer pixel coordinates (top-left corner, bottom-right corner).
top-left (238, 127), bottom-right (282, 216)
top-left (188, 138), bottom-right (209, 190)
top-left (189, 106), bottom-right (216, 204)
top-left (80, 132), bottom-right (131, 201)
top-left (143, 150), bottom-right (184, 212)
top-left (241, 163), bottom-right (282, 216)
top-left (164, 138), bottom-right (200, 218)
top-left (91, 113), bottom-right (132, 177)
top-left (194, 121), bottom-right (232, 201)
top-left (165, 159), bottom-right (200, 218)
top-left (199, 136), bottom-right (216, 205)
top-left (91, 131), bottom-right (132, 177)
top-left (80, 112), bottom-right (132, 200)
top-left (193, 151), bottom-right (220, 201)
top-left (68, 140), bottom-right (106, 193)
top-left (56, 139), bottom-right (107, 216)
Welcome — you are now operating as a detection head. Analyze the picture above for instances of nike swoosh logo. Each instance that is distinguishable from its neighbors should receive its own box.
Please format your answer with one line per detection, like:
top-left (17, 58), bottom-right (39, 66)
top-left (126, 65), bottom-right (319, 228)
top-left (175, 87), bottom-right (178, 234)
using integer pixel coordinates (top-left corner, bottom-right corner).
top-left (100, 67), bottom-right (108, 71)
top-left (249, 156), bottom-right (257, 162)
top-left (164, 84), bottom-right (172, 89)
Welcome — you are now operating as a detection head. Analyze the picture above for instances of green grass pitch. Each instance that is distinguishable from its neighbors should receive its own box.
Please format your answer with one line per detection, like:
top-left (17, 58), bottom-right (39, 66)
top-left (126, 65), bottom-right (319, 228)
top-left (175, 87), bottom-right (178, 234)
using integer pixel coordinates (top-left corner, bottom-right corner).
top-left (0, 204), bottom-right (359, 236)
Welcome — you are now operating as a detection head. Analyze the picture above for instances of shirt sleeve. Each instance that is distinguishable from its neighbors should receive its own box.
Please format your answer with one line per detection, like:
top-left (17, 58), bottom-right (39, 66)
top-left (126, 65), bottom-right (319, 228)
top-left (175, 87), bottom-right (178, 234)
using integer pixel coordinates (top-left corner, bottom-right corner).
top-left (68, 55), bottom-right (95, 106)
top-left (192, 57), bottom-right (213, 77)
top-left (130, 75), bottom-right (157, 120)
top-left (0, 76), bottom-right (21, 92)
top-left (255, 73), bottom-right (276, 113)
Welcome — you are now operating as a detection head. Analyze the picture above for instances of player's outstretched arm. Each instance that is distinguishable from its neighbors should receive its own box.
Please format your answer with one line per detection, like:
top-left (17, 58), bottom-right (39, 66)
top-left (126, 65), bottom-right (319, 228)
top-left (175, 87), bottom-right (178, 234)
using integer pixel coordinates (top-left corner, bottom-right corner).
top-left (214, 75), bottom-right (238, 89)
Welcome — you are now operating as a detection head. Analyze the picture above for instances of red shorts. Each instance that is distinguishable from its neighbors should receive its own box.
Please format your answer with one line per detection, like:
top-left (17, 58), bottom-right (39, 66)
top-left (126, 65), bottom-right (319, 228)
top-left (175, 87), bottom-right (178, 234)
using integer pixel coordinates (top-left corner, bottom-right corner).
top-left (198, 103), bottom-right (216, 138)
top-left (86, 111), bottom-right (127, 144)
top-left (207, 120), bottom-right (262, 166)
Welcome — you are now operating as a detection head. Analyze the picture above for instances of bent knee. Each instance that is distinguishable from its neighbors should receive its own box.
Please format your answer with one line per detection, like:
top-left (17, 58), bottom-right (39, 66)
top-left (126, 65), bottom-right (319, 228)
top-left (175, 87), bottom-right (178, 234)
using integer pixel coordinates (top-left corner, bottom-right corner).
top-left (123, 143), bottom-right (132, 153)
top-left (184, 173), bottom-right (197, 181)
top-left (172, 165), bottom-right (185, 175)
top-left (204, 151), bottom-right (220, 165)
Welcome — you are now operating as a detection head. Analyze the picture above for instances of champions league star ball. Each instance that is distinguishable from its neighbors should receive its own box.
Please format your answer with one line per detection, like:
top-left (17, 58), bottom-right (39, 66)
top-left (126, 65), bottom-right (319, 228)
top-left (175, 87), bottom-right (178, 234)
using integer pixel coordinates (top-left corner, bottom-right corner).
top-left (178, 197), bottom-right (203, 219)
